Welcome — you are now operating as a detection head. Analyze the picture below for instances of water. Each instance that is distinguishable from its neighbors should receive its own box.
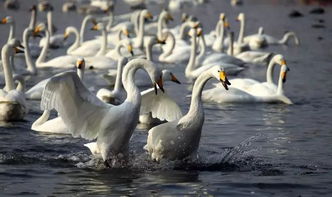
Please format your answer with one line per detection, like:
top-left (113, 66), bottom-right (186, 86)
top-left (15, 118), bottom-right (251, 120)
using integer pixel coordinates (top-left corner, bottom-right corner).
top-left (1, 0), bottom-right (332, 196)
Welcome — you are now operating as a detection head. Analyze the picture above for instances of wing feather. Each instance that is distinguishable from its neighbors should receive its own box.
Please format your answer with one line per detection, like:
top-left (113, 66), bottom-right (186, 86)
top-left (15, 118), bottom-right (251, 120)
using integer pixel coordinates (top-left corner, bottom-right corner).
top-left (141, 88), bottom-right (182, 122)
top-left (41, 71), bottom-right (113, 140)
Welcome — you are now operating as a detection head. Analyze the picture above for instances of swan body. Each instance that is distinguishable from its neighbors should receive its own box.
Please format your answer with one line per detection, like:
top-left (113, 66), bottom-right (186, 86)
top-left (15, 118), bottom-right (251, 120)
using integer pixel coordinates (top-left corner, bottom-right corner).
top-left (144, 65), bottom-right (230, 161)
top-left (0, 42), bottom-right (28, 121)
top-left (235, 51), bottom-right (272, 65)
top-left (202, 54), bottom-right (292, 104)
top-left (244, 27), bottom-right (300, 49)
top-left (40, 59), bottom-right (164, 165)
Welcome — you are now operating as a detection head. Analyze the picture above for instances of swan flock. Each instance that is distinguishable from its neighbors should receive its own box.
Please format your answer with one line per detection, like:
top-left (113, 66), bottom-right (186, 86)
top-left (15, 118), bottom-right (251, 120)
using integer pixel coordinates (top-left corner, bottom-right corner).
top-left (0, 0), bottom-right (298, 166)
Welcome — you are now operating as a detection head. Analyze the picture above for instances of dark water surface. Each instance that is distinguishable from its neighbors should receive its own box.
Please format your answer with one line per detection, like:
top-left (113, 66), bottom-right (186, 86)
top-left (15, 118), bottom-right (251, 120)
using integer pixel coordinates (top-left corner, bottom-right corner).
top-left (0, 0), bottom-right (332, 196)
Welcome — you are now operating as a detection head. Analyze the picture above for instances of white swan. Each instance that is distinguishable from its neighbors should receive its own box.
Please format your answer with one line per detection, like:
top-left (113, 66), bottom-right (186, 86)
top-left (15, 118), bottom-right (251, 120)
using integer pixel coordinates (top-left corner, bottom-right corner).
top-left (33, 24), bottom-right (78, 69)
top-left (244, 27), bottom-right (300, 49)
top-left (131, 9), bottom-right (153, 50)
top-left (40, 59), bottom-right (164, 165)
top-left (69, 22), bottom-right (108, 57)
top-left (0, 42), bottom-right (28, 121)
top-left (96, 57), bottom-right (128, 105)
top-left (202, 54), bottom-right (292, 104)
top-left (144, 65), bottom-right (230, 161)
top-left (31, 58), bottom-right (86, 133)
top-left (204, 13), bottom-right (227, 48)
top-left (185, 28), bottom-right (244, 81)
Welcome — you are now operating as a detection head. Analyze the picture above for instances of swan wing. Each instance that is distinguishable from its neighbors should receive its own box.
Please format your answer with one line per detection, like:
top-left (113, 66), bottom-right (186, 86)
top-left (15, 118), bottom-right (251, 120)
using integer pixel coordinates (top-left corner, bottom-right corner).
top-left (41, 71), bottom-right (113, 140)
top-left (141, 88), bottom-right (183, 122)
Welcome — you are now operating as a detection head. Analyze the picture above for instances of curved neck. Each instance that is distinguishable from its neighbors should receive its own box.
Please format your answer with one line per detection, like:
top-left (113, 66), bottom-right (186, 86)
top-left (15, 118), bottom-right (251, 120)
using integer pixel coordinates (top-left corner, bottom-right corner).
top-left (213, 20), bottom-right (225, 52)
top-left (32, 110), bottom-right (51, 128)
top-left (114, 58), bottom-right (126, 92)
top-left (180, 71), bottom-right (211, 126)
top-left (237, 18), bottom-right (245, 44)
top-left (96, 28), bottom-right (107, 56)
top-left (160, 31), bottom-right (175, 60)
top-left (145, 40), bottom-right (153, 61)
top-left (179, 21), bottom-right (191, 39)
top-left (47, 11), bottom-right (53, 36)
top-left (215, 20), bottom-right (222, 36)
top-left (185, 30), bottom-right (198, 77)
top-left (67, 27), bottom-right (80, 54)
top-left (36, 29), bottom-right (50, 65)
top-left (23, 29), bottom-right (37, 75)
top-left (122, 59), bottom-right (154, 103)
top-left (29, 9), bottom-right (37, 29)
top-left (106, 12), bottom-right (113, 32)
top-left (266, 57), bottom-right (278, 84)
top-left (197, 34), bottom-right (206, 61)
top-left (157, 12), bottom-right (167, 40)
top-left (279, 32), bottom-right (299, 45)
top-left (15, 76), bottom-right (26, 92)
top-left (80, 15), bottom-right (93, 44)
top-left (7, 22), bottom-right (15, 43)
top-left (1, 45), bottom-right (15, 91)
top-left (136, 12), bottom-right (145, 49)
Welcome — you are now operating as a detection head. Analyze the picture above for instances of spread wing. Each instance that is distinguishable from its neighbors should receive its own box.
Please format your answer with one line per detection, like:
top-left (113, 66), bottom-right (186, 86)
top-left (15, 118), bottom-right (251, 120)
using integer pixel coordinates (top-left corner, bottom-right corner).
top-left (41, 71), bottom-right (113, 140)
top-left (140, 88), bottom-right (183, 122)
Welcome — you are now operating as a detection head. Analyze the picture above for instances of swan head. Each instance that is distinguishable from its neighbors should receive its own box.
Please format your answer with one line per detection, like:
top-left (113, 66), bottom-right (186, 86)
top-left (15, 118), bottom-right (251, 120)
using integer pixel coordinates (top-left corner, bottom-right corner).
top-left (210, 66), bottom-right (231, 90)
top-left (8, 39), bottom-right (24, 54)
top-left (162, 70), bottom-right (181, 84)
top-left (90, 23), bottom-right (104, 31)
top-left (142, 10), bottom-right (153, 20)
top-left (161, 10), bottom-right (173, 22)
top-left (76, 58), bottom-right (85, 70)
top-left (219, 13), bottom-right (225, 21)
top-left (34, 23), bottom-right (47, 34)
top-left (280, 65), bottom-right (290, 83)
top-left (39, 1), bottom-right (53, 12)
top-left (236, 13), bottom-right (245, 22)
top-left (181, 13), bottom-right (190, 23)
top-left (0, 16), bottom-right (13, 24)
top-left (29, 5), bottom-right (37, 12)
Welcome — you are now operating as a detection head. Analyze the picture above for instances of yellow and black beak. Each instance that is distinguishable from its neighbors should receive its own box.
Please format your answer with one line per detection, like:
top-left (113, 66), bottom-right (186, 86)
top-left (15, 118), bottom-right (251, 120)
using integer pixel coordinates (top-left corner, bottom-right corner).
top-left (154, 76), bottom-right (165, 95)
top-left (127, 45), bottom-right (134, 56)
top-left (170, 73), bottom-right (181, 84)
top-left (224, 20), bottom-right (230, 28)
top-left (14, 46), bottom-right (24, 54)
top-left (281, 67), bottom-right (290, 83)
top-left (167, 14), bottom-right (174, 22)
top-left (76, 59), bottom-right (85, 69)
top-left (197, 28), bottom-right (203, 37)
top-left (90, 24), bottom-right (99, 31)
top-left (145, 12), bottom-right (153, 20)
top-left (157, 39), bottom-right (166, 45)
top-left (193, 22), bottom-right (200, 29)
top-left (1, 17), bottom-right (8, 24)
top-left (219, 70), bottom-right (231, 90)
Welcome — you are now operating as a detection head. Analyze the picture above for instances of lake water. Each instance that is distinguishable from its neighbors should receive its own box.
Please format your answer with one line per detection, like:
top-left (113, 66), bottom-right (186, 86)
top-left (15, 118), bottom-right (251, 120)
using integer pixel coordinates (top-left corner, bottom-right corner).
top-left (0, 0), bottom-right (332, 196)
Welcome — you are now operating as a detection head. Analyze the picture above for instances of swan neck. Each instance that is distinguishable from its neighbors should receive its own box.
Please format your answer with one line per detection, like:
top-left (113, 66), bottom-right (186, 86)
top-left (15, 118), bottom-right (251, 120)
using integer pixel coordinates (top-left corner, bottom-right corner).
top-left (1, 45), bottom-right (15, 91)
top-left (96, 28), bottom-right (107, 56)
top-left (8, 22), bottom-right (15, 43)
top-left (213, 20), bottom-right (225, 52)
top-left (114, 58), bottom-right (125, 92)
top-left (23, 29), bottom-right (37, 75)
top-left (15, 77), bottom-right (26, 92)
top-left (29, 9), bottom-right (37, 29)
top-left (145, 41), bottom-right (153, 61)
top-left (197, 34), bottom-right (206, 60)
top-left (32, 110), bottom-right (51, 128)
top-left (47, 11), bottom-right (53, 36)
top-left (179, 21), bottom-right (190, 39)
top-left (157, 13), bottom-right (167, 40)
top-left (80, 15), bottom-right (92, 44)
top-left (136, 12), bottom-right (145, 49)
top-left (122, 60), bottom-right (152, 103)
top-left (185, 30), bottom-right (198, 76)
top-left (181, 71), bottom-right (210, 125)
top-left (237, 18), bottom-right (245, 44)
top-left (67, 27), bottom-right (80, 54)
top-left (266, 58), bottom-right (277, 84)
top-left (160, 31), bottom-right (175, 59)
top-left (77, 67), bottom-right (84, 81)
top-left (277, 65), bottom-right (286, 95)
top-left (106, 12), bottom-right (113, 31)
top-left (36, 29), bottom-right (50, 65)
